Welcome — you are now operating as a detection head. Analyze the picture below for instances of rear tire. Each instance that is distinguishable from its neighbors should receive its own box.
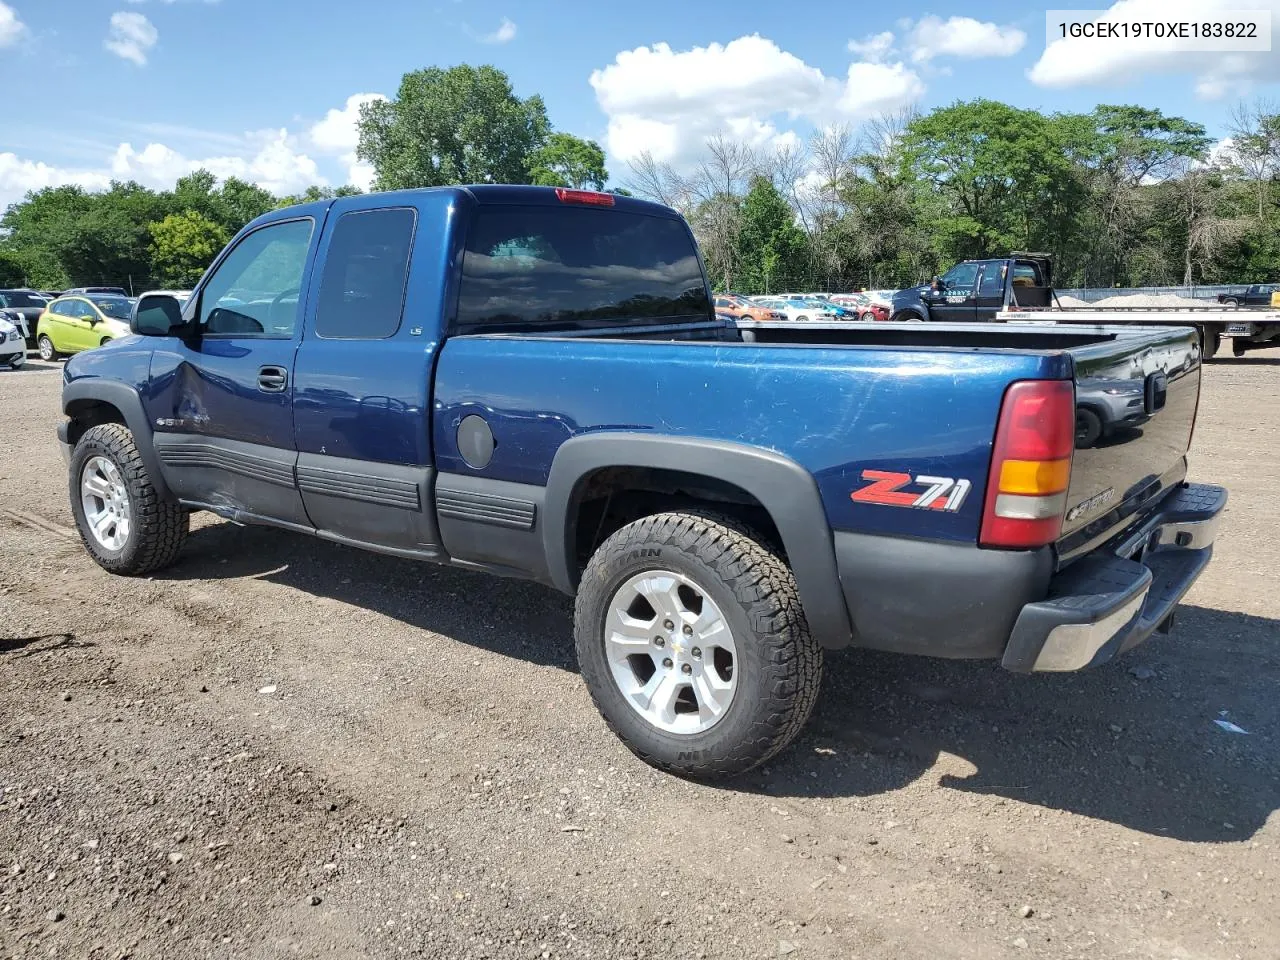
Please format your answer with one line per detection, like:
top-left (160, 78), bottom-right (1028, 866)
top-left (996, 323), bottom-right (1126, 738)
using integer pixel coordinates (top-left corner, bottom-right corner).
top-left (37, 335), bottom-right (60, 361)
top-left (575, 510), bottom-right (822, 779)
top-left (69, 423), bottom-right (188, 575)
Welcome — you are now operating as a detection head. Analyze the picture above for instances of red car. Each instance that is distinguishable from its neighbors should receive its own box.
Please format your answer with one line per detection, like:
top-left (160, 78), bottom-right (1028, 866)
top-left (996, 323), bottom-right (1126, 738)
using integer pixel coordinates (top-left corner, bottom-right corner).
top-left (832, 293), bottom-right (890, 321)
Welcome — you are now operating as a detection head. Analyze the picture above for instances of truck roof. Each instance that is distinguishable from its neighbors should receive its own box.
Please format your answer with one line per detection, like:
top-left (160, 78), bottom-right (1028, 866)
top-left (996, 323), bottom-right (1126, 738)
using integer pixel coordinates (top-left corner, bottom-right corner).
top-left (259, 185), bottom-right (679, 227)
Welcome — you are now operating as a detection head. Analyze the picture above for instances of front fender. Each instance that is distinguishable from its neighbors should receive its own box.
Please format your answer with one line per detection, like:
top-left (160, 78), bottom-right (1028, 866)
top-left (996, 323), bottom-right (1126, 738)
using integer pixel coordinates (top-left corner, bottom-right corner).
top-left (542, 433), bottom-right (855, 649)
top-left (62, 378), bottom-right (173, 501)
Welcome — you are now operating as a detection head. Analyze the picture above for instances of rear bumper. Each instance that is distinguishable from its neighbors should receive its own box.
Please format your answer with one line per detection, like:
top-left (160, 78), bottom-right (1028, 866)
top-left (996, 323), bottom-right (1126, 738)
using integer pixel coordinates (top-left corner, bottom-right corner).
top-left (832, 482), bottom-right (1226, 670)
top-left (1001, 483), bottom-right (1226, 672)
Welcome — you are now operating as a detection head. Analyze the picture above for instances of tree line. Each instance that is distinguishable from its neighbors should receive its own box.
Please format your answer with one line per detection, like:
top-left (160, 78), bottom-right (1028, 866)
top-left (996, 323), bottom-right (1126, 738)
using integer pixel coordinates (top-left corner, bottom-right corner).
top-left (2, 63), bottom-right (1276, 295)
top-left (625, 98), bottom-right (1280, 293)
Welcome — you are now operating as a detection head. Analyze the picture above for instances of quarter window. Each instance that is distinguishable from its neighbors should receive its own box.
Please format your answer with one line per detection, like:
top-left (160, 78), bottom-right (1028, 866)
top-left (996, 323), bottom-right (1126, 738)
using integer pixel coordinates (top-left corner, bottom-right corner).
top-left (197, 218), bottom-right (314, 337)
top-left (314, 208), bottom-right (416, 339)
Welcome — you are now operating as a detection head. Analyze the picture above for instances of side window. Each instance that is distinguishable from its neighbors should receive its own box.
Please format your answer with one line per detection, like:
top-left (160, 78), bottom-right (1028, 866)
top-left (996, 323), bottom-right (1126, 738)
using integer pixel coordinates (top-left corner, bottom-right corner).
top-left (66, 299), bottom-right (91, 319)
top-left (978, 265), bottom-right (1005, 297)
top-left (941, 262), bottom-right (979, 293)
top-left (314, 208), bottom-right (416, 339)
top-left (198, 218), bottom-right (314, 337)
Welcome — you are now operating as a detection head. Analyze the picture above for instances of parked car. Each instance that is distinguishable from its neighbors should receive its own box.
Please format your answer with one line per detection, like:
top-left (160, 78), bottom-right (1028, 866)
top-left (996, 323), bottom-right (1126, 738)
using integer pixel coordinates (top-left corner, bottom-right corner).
top-left (63, 286), bottom-right (130, 297)
top-left (843, 293), bottom-right (891, 321)
top-left (1217, 283), bottom-right (1277, 307)
top-left (753, 296), bottom-right (833, 321)
top-left (713, 293), bottom-right (783, 322)
top-left (0, 314), bottom-right (25, 368)
top-left (0, 289), bottom-right (52, 348)
top-left (36, 294), bottom-right (134, 360)
top-left (801, 296), bottom-right (856, 319)
top-left (57, 184), bottom-right (1224, 780)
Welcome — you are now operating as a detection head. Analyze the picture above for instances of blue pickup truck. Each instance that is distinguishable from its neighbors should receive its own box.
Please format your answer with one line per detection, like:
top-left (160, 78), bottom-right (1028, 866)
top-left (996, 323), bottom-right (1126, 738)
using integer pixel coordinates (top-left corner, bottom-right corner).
top-left (57, 186), bottom-right (1225, 778)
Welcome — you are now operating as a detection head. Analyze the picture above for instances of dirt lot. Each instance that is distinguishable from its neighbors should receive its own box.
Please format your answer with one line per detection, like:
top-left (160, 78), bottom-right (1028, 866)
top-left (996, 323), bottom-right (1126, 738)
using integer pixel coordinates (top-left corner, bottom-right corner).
top-left (1, 351), bottom-right (1277, 960)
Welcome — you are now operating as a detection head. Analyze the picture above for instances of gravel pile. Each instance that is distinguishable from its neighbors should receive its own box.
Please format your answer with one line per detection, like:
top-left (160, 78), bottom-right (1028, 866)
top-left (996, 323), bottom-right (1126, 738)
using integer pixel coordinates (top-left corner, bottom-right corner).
top-left (1088, 293), bottom-right (1215, 308)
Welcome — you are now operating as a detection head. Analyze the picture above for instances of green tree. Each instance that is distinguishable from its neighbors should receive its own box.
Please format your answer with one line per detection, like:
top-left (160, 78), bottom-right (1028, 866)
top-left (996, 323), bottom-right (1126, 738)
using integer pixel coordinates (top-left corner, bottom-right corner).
top-left (902, 100), bottom-right (1088, 264)
top-left (529, 133), bottom-right (608, 190)
top-left (357, 64), bottom-right (551, 189)
top-left (733, 176), bottom-right (810, 294)
top-left (149, 211), bottom-right (229, 287)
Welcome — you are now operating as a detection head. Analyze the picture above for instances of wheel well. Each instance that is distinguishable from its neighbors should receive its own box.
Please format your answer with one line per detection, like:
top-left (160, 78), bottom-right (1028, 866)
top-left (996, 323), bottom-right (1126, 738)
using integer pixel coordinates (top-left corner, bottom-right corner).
top-left (65, 399), bottom-right (127, 447)
top-left (569, 467), bottom-right (784, 576)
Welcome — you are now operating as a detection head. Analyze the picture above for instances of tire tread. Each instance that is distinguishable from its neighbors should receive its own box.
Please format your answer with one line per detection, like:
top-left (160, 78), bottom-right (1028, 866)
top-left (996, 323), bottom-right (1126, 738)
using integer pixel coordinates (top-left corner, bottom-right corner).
top-left (71, 423), bottom-right (187, 575)
top-left (575, 510), bottom-right (822, 779)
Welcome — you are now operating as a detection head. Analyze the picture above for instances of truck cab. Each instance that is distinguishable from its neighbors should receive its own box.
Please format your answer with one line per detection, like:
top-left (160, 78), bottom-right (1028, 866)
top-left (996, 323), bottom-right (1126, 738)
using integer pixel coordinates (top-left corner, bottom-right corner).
top-left (892, 256), bottom-right (1053, 323)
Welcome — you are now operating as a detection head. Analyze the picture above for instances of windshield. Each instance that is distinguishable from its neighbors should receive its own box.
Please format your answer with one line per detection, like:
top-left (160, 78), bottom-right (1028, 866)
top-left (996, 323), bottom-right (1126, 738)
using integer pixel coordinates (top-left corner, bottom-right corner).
top-left (1, 292), bottom-right (46, 308)
top-left (89, 296), bottom-right (133, 319)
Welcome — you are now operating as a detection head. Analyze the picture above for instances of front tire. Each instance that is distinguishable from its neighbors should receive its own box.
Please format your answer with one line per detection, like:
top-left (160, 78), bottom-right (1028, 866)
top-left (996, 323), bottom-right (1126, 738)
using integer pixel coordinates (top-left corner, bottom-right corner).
top-left (37, 335), bottom-right (60, 361)
top-left (69, 423), bottom-right (188, 575)
top-left (574, 511), bottom-right (822, 779)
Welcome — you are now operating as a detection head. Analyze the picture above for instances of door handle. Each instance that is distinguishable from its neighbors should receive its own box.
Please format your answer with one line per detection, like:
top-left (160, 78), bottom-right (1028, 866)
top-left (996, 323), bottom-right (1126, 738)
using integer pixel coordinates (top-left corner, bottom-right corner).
top-left (258, 365), bottom-right (288, 393)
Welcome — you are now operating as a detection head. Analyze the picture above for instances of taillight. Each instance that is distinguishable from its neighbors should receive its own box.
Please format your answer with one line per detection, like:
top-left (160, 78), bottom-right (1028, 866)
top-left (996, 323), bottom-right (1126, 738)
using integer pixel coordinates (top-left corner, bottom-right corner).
top-left (980, 380), bottom-right (1075, 548)
top-left (554, 188), bottom-right (615, 207)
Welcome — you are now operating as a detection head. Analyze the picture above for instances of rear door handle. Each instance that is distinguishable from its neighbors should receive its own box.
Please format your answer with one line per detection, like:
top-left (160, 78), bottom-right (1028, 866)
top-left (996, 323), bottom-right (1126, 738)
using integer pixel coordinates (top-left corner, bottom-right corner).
top-left (258, 365), bottom-right (288, 393)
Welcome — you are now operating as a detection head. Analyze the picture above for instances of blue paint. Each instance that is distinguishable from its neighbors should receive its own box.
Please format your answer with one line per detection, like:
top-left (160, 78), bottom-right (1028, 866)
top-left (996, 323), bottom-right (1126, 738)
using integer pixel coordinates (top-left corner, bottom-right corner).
top-left (432, 336), bottom-right (1063, 541)
top-left (64, 184), bottom-right (1068, 546)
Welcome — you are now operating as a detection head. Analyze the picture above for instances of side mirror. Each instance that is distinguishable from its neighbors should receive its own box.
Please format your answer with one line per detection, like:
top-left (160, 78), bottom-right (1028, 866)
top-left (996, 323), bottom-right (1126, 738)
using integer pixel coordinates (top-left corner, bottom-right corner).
top-left (132, 295), bottom-right (185, 336)
top-left (81, 314), bottom-right (99, 324)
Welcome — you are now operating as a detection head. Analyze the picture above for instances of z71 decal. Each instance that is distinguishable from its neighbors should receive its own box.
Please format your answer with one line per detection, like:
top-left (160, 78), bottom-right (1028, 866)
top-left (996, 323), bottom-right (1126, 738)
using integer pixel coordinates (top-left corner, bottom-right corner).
top-left (850, 470), bottom-right (972, 513)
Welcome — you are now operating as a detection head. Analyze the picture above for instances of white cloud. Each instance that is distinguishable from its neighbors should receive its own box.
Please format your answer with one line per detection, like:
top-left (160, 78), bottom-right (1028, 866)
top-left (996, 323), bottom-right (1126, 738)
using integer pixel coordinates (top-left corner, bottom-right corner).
top-left (111, 129), bottom-right (324, 196)
top-left (105, 11), bottom-right (158, 66)
top-left (837, 61), bottom-right (926, 116)
top-left (0, 1), bottom-right (26, 47)
top-left (905, 16), bottom-right (1026, 63)
top-left (309, 93), bottom-right (385, 153)
top-left (1030, 0), bottom-right (1280, 97)
top-left (476, 16), bottom-right (516, 44)
top-left (847, 31), bottom-right (896, 64)
top-left (0, 154), bottom-right (112, 210)
top-left (589, 34), bottom-right (923, 166)
top-left (308, 92), bottom-right (388, 188)
top-left (0, 90), bottom-right (395, 209)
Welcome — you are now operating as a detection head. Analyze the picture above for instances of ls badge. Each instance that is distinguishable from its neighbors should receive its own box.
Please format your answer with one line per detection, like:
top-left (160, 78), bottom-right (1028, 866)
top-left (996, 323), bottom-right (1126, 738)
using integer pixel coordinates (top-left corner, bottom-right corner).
top-left (850, 469), bottom-right (972, 513)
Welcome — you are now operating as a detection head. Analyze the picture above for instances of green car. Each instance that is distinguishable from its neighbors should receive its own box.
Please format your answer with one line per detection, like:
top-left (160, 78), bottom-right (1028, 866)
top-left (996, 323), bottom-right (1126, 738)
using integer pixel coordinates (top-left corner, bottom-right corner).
top-left (36, 294), bottom-right (134, 360)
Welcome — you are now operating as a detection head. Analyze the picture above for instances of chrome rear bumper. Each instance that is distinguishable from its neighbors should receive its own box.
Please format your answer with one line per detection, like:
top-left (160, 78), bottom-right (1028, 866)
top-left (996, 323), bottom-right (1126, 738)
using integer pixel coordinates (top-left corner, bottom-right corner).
top-left (1001, 483), bottom-right (1226, 673)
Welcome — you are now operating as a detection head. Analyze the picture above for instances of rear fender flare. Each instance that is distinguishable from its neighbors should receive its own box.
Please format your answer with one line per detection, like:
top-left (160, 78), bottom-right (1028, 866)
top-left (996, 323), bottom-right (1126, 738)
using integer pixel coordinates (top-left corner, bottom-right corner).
top-left (542, 433), bottom-right (855, 649)
top-left (62, 379), bottom-right (173, 501)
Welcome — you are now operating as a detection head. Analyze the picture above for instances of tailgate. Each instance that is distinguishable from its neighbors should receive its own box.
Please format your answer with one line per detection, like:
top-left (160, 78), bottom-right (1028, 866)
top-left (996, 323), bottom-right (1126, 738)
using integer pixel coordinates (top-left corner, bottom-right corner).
top-left (1057, 325), bottom-right (1201, 564)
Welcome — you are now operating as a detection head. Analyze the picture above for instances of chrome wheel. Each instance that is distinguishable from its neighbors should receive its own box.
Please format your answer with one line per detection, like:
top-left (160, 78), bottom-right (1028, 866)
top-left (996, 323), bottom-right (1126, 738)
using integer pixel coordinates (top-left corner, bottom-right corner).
top-left (38, 336), bottom-right (55, 361)
top-left (604, 569), bottom-right (737, 735)
top-left (80, 455), bottom-right (131, 551)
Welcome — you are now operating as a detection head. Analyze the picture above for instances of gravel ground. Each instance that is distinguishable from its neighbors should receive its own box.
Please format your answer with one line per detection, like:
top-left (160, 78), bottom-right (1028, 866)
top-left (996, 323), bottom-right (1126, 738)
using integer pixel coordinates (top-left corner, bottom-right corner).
top-left (1, 351), bottom-right (1277, 960)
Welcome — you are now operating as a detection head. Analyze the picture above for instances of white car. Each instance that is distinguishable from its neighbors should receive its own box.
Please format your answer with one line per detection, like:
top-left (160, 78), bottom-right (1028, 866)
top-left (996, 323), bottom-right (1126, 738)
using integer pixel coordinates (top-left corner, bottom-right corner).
top-left (0, 316), bottom-right (26, 368)
top-left (753, 297), bottom-right (834, 322)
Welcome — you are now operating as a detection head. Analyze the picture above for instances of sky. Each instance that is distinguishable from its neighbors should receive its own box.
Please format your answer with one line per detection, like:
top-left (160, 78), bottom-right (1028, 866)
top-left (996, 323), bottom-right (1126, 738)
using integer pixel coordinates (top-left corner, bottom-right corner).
top-left (2, 0), bottom-right (1279, 209)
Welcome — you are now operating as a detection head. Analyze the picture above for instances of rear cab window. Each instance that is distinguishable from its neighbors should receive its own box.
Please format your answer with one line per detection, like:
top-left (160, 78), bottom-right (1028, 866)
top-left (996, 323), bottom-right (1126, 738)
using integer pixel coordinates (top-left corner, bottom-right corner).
top-left (455, 205), bottom-right (709, 333)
